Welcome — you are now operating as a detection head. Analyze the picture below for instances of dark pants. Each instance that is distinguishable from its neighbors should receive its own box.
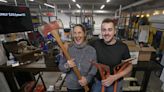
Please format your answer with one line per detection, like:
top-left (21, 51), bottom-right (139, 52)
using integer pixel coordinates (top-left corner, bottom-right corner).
top-left (67, 88), bottom-right (84, 92)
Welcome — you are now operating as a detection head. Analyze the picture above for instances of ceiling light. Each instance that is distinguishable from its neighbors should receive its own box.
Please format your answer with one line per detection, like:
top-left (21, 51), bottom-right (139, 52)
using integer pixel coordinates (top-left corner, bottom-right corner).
top-left (0, 0), bottom-right (7, 3)
top-left (141, 15), bottom-right (144, 18)
top-left (153, 11), bottom-right (159, 15)
top-left (106, 0), bottom-right (110, 3)
top-left (61, 10), bottom-right (64, 13)
top-left (136, 15), bottom-right (140, 17)
top-left (100, 5), bottom-right (105, 9)
top-left (44, 3), bottom-right (55, 9)
top-left (69, 4), bottom-right (71, 9)
top-left (94, 10), bottom-right (106, 13)
top-left (162, 10), bottom-right (164, 14)
top-left (146, 14), bottom-right (150, 17)
top-left (76, 4), bottom-right (81, 9)
top-left (29, 0), bottom-right (34, 1)
top-left (72, 0), bottom-right (76, 2)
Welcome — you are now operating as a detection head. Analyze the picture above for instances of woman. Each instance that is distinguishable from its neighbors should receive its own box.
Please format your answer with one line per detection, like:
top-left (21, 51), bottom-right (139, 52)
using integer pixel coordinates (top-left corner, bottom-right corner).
top-left (58, 24), bottom-right (97, 92)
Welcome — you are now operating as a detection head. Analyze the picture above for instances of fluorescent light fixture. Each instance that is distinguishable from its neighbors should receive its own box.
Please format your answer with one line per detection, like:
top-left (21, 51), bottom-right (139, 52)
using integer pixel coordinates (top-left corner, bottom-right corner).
top-left (106, 0), bottom-right (110, 3)
top-left (153, 11), bottom-right (159, 15)
top-left (72, 0), bottom-right (76, 2)
top-left (146, 14), bottom-right (150, 17)
top-left (44, 3), bottom-right (55, 9)
top-left (62, 10), bottom-right (113, 14)
top-left (94, 10), bottom-right (107, 13)
top-left (29, 0), bottom-right (34, 1)
top-left (141, 15), bottom-right (144, 18)
top-left (100, 5), bottom-right (105, 9)
top-left (0, 0), bottom-right (7, 3)
top-left (69, 4), bottom-right (71, 9)
top-left (76, 4), bottom-right (81, 9)
top-left (136, 15), bottom-right (140, 17)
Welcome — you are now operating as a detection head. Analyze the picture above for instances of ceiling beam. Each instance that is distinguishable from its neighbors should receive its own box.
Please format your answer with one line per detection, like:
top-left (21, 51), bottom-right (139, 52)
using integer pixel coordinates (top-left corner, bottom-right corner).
top-left (61, 10), bottom-right (114, 14)
top-left (116, 0), bottom-right (152, 11)
top-left (47, 1), bottom-right (116, 5)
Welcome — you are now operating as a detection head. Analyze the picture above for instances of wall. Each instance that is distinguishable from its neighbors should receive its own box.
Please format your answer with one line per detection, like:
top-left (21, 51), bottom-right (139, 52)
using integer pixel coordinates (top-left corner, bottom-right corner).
top-left (57, 13), bottom-right (71, 28)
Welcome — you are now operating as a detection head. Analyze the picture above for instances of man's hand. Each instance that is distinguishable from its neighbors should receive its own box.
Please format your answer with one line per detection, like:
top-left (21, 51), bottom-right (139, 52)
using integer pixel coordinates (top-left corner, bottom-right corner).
top-left (79, 76), bottom-right (88, 86)
top-left (67, 59), bottom-right (76, 68)
top-left (102, 75), bottom-right (117, 87)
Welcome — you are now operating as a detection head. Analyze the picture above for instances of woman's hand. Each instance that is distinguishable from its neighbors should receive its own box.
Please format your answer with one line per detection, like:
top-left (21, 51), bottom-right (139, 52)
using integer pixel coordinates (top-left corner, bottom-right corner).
top-left (67, 59), bottom-right (76, 68)
top-left (78, 76), bottom-right (88, 86)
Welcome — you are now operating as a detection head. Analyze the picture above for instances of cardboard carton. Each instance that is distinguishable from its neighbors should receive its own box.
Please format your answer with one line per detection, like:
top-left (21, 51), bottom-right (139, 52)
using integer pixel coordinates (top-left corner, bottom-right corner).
top-left (138, 46), bottom-right (156, 61)
top-left (123, 40), bottom-right (156, 62)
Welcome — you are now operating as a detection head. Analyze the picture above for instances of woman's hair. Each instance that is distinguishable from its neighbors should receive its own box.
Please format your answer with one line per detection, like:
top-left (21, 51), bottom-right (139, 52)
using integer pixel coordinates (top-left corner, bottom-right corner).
top-left (73, 24), bottom-right (86, 34)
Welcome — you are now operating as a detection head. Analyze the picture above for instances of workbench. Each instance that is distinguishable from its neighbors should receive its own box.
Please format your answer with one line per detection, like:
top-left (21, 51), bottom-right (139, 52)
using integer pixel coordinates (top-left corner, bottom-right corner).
top-left (0, 60), bottom-right (59, 92)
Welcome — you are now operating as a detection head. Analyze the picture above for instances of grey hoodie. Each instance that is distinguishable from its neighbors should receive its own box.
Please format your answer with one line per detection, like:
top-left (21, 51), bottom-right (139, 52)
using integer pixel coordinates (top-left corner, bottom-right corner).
top-left (58, 42), bottom-right (97, 89)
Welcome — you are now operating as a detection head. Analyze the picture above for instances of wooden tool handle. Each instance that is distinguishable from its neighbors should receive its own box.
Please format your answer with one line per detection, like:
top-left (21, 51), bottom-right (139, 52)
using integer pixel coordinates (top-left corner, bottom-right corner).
top-left (50, 30), bottom-right (89, 92)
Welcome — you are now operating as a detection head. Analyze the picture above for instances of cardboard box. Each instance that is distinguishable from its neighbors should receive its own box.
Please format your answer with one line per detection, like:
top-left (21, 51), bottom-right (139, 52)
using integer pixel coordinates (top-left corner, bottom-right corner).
top-left (122, 40), bottom-right (140, 51)
top-left (122, 40), bottom-right (136, 46)
top-left (128, 45), bottom-right (140, 52)
top-left (123, 40), bottom-right (156, 62)
top-left (138, 46), bottom-right (156, 61)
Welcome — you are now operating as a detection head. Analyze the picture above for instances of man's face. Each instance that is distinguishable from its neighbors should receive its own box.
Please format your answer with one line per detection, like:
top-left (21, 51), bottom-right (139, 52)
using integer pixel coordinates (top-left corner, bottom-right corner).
top-left (101, 22), bottom-right (116, 43)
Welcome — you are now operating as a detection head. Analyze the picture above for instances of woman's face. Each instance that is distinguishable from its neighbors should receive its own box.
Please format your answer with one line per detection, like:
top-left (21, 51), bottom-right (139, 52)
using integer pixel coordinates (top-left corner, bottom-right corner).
top-left (72, 26), bottom-right (85, 45)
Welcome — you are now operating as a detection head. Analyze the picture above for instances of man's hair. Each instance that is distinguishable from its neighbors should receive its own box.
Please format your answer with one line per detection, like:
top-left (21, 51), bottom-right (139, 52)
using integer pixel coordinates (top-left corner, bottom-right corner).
top-left (101, 18), bottom-right (116, 27)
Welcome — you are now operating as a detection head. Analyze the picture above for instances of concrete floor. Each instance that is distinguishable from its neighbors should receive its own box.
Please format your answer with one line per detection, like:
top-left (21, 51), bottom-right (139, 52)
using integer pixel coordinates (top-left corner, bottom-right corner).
top-left (39, 71), bottom-right (163, 92)
top-left (35, 72), bottom-right (62, 90)
top-left (135, 71), bottom-right (163, 92)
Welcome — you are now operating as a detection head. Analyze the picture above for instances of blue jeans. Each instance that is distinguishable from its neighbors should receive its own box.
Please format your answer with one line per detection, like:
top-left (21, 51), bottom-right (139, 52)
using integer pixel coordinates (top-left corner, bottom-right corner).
top-left (91, 79), bottom-right (122, 92)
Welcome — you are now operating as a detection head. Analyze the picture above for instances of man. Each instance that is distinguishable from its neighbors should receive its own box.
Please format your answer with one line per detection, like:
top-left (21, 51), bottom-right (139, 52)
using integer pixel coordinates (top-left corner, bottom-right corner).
top-left (90, 18), bottom-right (132, 92)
